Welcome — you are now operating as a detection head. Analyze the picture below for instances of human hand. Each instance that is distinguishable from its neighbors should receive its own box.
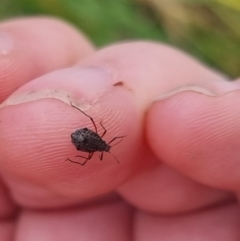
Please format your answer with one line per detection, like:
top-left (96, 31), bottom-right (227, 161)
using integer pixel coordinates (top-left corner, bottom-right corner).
top-left (0, 17), bottom-right (239, 241)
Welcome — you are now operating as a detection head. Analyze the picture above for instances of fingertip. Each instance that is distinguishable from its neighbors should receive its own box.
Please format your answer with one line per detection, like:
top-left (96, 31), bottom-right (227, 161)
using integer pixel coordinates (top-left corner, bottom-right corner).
top-left (0, 66), bottom-right (145, 207)
top-left (147, 90), bottom-right (240, 191)
top-left (0, 17), bottom-right (94, 102)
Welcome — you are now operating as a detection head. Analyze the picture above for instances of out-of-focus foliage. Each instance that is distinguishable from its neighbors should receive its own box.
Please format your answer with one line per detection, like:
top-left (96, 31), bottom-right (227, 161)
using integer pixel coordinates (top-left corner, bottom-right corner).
top-left (138, 0), bottom-right (240, 78)
top-left (0, 0), bottom-right (166, 45)
top-left (1, 0), bottom-right (240, 77)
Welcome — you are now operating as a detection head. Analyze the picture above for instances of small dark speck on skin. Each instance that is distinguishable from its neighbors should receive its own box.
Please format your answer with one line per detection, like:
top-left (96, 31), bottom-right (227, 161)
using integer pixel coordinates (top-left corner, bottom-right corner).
top-left (113, 81), bottom-right (124, 87)
top-left (113, 81), bottom-right (133, 92)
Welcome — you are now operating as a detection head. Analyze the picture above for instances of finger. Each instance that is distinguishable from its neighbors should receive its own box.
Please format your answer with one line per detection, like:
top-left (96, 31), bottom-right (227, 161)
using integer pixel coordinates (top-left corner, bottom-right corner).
top-left (0, 179), bottom-right (17, 218)
top-left (0, 221), bottom-right (15, 241)
top-left (80, 41), bottom-right (230, 102)
top-left (0, 66), bottom-right (139, 207)
top-left (118, 163), bottom-right (232, 214)
top-left (0, 17), bottom-right (94, 102)
top-left (135, 203), bottom-right (240, 241)
top-left (16, 201), bottom-right (132, 241)
top-left (147, 87), bottom-right (240, 191)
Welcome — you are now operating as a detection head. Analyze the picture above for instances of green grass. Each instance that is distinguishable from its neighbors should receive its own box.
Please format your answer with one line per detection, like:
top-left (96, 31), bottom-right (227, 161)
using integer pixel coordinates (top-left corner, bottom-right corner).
top-left (0, 0), bottom-right (166, 45)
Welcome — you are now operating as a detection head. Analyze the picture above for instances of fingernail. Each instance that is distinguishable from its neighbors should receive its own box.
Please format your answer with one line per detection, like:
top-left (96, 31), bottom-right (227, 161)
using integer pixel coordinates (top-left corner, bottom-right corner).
top-left (0, 66), bottom-right (113, 108)
top-left (155, 85), bottom-right (218, 101)
top-left (0, 32), bottom-right (13, 55)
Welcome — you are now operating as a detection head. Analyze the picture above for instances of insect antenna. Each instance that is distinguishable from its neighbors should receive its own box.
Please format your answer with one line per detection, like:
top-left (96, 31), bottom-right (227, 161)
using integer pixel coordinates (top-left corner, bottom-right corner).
top-left (109, 151), bottom-right (120, 164)
top-left (70, 102), bottom-right (98, 133)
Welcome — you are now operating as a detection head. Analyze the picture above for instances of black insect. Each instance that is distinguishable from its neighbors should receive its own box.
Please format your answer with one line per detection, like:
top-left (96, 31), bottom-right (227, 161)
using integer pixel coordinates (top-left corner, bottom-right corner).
top-left (66, 102), bottom-right (125, 166)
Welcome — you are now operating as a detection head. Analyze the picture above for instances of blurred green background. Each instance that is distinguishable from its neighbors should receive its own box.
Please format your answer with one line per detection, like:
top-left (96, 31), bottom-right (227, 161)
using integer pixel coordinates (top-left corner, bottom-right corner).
top-left (1, 0), bottom-right (240, 78)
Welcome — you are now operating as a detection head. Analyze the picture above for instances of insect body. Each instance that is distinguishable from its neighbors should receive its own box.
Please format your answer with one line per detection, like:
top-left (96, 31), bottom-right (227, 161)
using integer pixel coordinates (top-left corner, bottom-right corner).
top-left (71, 128), bottom-right (110, 153)
top-left (66, 102), bottom-right (125, 166)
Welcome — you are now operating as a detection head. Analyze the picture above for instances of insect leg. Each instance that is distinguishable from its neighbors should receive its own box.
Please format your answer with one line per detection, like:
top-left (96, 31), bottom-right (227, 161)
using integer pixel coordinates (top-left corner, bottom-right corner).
top-left (75, 153), bottom-right (92, 159)
top-left (108, 136), bottom-right (126, 146)
top-left (80, 152), bottom-right (94, 165)
top-left (109, 151), bottom-right (120, 164)
top-left (99, 152), bottom-right (104, 161)
top-left (65, 158), bottom-right (86, 166)
top-left (70, 102), bottom-right (98, 134)
top-left (75, 152), bottom-right (94, 165)
top-left (66, 152), bottom-right (94, 166)
top-left (100, 121), bottom-right (107, 138)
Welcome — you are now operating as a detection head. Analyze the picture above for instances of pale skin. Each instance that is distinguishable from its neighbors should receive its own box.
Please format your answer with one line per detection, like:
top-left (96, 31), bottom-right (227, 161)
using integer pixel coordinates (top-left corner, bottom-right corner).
top-left (0, 17), bottom-right (240, 241)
